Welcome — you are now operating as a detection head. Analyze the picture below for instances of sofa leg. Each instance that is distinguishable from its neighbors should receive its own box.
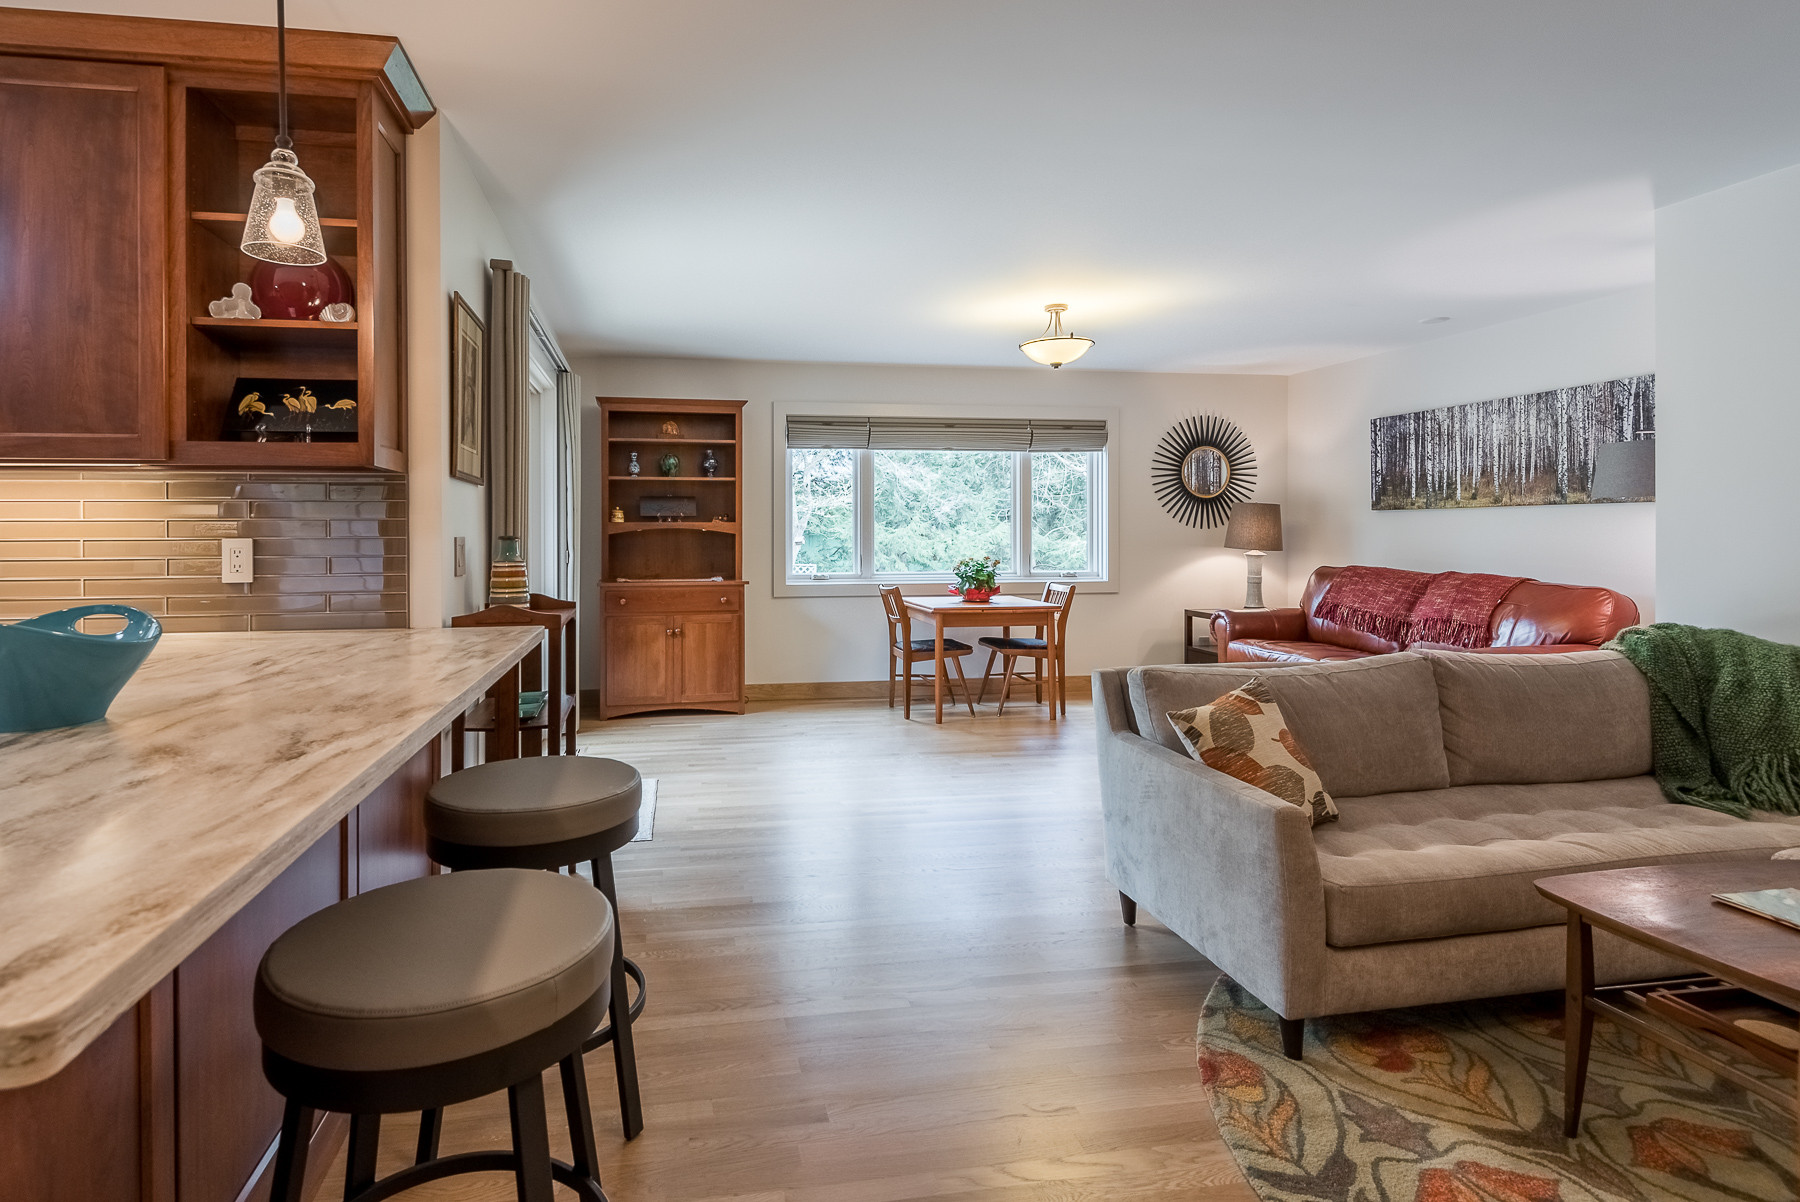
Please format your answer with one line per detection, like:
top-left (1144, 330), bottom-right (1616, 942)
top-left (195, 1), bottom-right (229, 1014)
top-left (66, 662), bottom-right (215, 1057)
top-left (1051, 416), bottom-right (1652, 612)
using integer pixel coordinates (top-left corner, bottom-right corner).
top-left (1118, 892), bottom-right (1137, 926)
top-left (1278, 1017), bottom-right (1305, 1060)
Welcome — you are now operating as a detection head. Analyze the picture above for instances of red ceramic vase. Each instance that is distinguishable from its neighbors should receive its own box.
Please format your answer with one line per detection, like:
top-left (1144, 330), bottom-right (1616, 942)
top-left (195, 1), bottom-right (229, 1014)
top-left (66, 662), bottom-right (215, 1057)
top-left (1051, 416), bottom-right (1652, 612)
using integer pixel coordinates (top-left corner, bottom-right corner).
top-left (952, 585), bottom-right (998, 603)
top-left (249, 257), bottom-right (354, 321)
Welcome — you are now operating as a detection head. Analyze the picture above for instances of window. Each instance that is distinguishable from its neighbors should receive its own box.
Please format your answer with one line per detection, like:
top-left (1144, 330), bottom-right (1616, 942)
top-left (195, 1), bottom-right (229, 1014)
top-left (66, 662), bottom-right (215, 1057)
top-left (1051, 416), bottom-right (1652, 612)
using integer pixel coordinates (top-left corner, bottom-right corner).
top-left (785, 416), bottom-right (1108, 584)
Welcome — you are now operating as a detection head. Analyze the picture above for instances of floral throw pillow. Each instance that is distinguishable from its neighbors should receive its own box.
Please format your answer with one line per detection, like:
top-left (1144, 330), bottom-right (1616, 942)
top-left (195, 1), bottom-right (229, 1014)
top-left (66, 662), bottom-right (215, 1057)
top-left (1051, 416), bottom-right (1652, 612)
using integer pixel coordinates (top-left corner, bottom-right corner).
top-left (1167, 679), bottom-right (1338, 826)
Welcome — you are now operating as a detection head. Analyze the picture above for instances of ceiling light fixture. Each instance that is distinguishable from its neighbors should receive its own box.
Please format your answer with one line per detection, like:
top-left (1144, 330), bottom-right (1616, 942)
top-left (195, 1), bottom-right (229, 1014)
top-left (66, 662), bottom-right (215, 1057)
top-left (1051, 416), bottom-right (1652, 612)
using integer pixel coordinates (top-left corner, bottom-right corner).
top-left (241, 0), bottom-right (326, 266)
top-left (1019, 304), bottom-right (1093, 368)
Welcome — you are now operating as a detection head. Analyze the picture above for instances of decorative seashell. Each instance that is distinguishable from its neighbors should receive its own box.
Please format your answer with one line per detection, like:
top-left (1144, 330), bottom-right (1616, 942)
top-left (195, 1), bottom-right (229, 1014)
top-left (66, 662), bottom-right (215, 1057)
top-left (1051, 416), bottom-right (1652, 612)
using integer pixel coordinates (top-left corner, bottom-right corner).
top-left (319, 302), bottom-right (355, 323)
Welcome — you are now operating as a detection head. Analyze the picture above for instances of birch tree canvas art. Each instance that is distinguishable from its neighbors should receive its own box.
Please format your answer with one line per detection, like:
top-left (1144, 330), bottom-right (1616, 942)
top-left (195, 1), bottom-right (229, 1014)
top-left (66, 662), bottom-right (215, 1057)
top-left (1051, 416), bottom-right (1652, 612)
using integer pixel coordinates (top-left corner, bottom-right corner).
top-left (1370, 374), bottom-right (1654, 509)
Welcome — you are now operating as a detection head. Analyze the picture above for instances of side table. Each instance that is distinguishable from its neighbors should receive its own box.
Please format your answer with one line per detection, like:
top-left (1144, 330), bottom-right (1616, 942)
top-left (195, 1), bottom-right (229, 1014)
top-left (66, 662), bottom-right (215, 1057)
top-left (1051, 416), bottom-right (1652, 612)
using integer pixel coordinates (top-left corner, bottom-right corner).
top-left (1536, 862), bottom-right (1800, 1140)
top-left (1184, 609), bottom-right (1221, 664)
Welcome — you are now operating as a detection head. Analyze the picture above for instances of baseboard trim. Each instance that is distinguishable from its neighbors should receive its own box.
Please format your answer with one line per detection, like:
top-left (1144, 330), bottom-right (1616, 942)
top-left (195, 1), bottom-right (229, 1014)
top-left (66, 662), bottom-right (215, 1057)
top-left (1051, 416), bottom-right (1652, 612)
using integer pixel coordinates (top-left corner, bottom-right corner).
top-left (745, 677), bottom-right (1092, 702)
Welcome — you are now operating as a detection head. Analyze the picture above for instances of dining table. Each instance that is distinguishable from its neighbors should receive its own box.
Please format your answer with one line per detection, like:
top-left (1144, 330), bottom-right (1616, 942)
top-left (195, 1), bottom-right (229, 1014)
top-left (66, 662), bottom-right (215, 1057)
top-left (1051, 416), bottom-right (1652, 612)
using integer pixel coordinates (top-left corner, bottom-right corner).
top-left (900, 593), bottom-right (1066, 724)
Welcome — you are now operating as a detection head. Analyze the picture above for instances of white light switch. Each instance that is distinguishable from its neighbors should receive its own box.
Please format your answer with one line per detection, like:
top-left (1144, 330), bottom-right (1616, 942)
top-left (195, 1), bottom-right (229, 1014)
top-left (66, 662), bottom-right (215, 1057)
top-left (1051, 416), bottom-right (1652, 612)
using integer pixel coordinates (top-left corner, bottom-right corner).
top-left (453, 536), bottom-right (467, 578)
top-left (222, 538), bottom-right (254, 583)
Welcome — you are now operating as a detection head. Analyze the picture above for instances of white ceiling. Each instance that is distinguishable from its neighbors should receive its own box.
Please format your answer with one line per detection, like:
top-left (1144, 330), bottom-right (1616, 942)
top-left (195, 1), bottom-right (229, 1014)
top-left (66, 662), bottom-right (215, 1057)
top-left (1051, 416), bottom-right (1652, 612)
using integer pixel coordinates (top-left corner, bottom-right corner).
top-left (33, 1), bottom-right (1800, 371)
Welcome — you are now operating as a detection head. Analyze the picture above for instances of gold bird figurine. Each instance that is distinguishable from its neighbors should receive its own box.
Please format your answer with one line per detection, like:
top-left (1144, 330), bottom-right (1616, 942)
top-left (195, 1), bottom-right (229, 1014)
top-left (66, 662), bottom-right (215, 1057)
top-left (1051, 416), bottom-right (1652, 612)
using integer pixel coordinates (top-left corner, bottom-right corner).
top-left (326, 398), bottom-right (357, 410)
top-left (237, 393), bottom-right (266, 416)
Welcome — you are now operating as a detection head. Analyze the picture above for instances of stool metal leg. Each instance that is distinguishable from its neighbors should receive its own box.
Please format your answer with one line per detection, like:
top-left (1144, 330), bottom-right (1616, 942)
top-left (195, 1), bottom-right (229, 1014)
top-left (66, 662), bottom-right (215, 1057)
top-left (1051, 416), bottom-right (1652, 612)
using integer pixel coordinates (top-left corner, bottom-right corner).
top-left (270, 1099), bottom-right (315, 1202)
top-left (558, 1052), bottom-right (603, 1184)
top-left (345, 1113), bottom-right (381, 1197)
top-left (508, 1072), bottom-right (556, 1202)
top-left (585, 855), bottom-right (644, 1139)
top-left (414, 1107), bottom-right (442, 1165)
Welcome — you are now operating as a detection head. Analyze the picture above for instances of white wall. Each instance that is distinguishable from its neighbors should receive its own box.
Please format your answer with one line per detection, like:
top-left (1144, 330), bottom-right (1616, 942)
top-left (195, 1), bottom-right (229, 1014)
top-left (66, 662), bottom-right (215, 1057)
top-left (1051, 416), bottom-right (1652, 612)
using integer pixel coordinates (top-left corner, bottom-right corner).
top-left (1285, 286), bottom-right (1656, 619)
top-left (572, 357), bottom-right (1287, 684)
top-left (1656, 163), bottom-right (1800, 642)
top-left (406, 120), bottom-right (519, 626)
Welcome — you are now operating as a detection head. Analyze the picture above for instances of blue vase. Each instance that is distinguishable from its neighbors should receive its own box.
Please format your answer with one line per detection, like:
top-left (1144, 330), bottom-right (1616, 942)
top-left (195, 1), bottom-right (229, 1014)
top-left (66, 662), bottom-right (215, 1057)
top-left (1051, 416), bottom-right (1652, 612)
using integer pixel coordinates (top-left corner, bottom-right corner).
top-left (0, 604), bottom-right (162, 733)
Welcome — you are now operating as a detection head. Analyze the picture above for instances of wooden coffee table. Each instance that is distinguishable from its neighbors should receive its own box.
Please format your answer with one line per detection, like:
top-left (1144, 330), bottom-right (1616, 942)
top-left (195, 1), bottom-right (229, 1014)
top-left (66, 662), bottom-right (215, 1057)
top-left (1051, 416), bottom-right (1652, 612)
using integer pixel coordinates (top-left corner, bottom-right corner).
top-left (1536, 861), bottom-right (1800, 1139)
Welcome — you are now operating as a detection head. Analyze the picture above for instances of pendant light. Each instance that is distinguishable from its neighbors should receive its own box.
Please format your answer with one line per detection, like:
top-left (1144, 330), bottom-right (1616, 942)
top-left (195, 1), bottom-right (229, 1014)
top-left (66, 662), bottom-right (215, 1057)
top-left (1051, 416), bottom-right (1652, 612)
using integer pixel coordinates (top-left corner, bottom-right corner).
top-left (241, 0), bottom-right (327, 266)
top-left (1019, 304), bottom-right (1094, 368)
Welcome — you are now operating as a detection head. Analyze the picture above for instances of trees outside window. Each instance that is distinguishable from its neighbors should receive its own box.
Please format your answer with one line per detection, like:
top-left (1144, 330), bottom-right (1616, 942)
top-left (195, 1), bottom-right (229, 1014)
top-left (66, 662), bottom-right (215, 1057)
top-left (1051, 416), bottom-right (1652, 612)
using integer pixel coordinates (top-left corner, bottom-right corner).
top-left (787, 447), bottom-right (1102, 582)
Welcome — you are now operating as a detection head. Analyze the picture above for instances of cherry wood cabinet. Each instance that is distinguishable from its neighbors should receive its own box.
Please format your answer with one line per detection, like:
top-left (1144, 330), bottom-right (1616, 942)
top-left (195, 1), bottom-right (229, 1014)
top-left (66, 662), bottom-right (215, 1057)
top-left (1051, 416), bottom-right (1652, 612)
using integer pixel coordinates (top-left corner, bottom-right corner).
top-left (596, 397), bottom-right (746, 718)
top-left (0, 9), bottom-right (433, 469)
top-left (0, 54), bottom-right (168, 461)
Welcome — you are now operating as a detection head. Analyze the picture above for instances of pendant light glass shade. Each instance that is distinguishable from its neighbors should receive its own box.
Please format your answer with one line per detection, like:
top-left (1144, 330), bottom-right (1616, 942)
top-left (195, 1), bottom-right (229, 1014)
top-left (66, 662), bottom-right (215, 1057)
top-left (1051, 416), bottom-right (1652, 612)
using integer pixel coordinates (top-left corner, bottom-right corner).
top-left (242, 148), bottom-right (326, 265)
top-left (1019, 304), bottom-right (1094, 368)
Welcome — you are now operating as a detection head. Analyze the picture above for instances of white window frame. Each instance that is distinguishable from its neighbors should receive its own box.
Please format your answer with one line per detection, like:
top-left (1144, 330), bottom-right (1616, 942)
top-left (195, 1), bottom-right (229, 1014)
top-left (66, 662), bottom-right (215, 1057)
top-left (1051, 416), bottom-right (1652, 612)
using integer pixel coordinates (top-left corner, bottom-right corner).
top-left (773, 401), bottom-right (1119, 597)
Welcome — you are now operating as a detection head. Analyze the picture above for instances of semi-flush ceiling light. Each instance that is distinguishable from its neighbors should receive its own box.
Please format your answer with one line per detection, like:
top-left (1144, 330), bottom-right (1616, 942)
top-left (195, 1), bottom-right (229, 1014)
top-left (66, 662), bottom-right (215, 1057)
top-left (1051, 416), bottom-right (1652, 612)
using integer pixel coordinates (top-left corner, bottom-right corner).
top-left (1019, 304), bottom-right (1094, 368)
top-left (241, 0), bottom-right (326, 266)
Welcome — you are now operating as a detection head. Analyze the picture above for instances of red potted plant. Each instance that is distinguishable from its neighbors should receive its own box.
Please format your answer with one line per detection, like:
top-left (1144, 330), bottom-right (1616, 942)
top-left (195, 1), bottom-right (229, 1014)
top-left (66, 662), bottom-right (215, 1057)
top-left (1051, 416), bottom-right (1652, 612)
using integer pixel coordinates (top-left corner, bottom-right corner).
top-left (950, 555), bottom-right (1001, 603)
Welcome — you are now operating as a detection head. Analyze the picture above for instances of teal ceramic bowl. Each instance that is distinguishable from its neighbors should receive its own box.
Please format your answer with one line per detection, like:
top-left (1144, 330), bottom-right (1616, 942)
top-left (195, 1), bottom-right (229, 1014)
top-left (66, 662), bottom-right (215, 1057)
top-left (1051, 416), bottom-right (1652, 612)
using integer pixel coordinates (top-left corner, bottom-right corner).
top-left (0, 604), bottom-right (162, 733)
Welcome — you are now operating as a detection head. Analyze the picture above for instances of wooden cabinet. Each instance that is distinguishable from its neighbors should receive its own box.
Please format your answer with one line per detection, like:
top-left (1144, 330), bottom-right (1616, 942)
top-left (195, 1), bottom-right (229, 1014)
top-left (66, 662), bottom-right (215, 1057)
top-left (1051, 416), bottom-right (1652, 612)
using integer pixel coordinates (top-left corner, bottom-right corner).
top-left (0, 9), bottom-right (433, 469)
top-left (0, 742), bottom-right (436, 1202)
top-left (596, 397), bottom-right (747, 719)
top-left (0, 55), bottom-right (168, 461)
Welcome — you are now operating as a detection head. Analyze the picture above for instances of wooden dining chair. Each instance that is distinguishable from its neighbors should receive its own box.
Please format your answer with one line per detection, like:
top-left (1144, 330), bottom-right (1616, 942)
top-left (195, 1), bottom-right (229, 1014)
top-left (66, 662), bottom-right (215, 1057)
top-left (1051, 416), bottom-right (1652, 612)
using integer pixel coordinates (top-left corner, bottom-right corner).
top-left (880, 585), bottom-right (977, 719)
top-left (977, 582), bottom-right (1076, 716)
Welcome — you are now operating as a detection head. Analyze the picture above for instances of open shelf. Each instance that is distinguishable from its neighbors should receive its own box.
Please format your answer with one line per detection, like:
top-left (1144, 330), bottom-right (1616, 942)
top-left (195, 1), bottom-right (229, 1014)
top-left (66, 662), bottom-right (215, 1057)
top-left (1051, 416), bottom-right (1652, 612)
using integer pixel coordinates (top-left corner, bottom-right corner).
top-left (607, 475), bottom-right (736, 482)
top-left (607, 436), bottom-right (728, 445)
top-left (192, 317), bottom-right (359, 352)
top-left (606, 521), bottom-right (739, 533)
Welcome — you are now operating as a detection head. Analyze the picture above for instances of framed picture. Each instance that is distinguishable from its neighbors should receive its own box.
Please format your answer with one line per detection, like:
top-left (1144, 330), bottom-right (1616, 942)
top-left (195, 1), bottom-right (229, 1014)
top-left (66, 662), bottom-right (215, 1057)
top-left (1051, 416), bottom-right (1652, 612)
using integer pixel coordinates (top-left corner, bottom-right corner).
top-left (450, 292), bottom-right (486, 485)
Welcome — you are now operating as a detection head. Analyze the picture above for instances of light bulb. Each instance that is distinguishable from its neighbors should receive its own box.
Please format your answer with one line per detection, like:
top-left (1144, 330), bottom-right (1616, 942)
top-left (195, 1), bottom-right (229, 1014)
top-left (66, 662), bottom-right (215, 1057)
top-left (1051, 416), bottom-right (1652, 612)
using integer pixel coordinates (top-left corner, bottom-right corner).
top-left (268, 197), bottom-right (306, 245)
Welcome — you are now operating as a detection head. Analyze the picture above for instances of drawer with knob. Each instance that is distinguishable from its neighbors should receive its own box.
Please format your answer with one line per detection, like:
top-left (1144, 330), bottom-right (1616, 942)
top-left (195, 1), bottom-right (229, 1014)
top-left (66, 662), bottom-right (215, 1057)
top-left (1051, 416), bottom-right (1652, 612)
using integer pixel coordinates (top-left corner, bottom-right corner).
top-left (602, 584), bottom-right (742, 613)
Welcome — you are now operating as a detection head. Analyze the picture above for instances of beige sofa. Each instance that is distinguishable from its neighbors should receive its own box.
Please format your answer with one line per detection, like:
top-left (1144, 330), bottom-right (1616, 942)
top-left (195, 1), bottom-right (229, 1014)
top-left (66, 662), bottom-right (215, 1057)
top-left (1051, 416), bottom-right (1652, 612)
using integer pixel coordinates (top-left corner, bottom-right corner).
top-left (1094, 650), bottom-right (1800, 1058)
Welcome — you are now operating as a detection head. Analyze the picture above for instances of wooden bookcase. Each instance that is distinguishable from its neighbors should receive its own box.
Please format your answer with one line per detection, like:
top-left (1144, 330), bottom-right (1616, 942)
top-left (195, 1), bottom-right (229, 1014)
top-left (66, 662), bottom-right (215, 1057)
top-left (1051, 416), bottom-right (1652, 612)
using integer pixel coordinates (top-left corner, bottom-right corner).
top-left (596, 397), bottom-right (746, 719)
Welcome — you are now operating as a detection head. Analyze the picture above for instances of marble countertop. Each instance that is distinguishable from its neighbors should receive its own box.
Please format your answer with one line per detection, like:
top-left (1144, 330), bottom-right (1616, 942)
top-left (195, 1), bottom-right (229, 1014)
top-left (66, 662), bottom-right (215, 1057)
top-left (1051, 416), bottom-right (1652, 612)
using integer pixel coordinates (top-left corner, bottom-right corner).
top-left (0, 627), bottom-right (540, 1088)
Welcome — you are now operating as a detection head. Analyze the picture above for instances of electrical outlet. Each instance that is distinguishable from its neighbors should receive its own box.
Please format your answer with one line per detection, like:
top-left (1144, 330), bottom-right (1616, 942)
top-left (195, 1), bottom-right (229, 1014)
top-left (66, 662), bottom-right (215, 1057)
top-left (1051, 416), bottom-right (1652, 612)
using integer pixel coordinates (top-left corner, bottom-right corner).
top-left (221, 538), bottom-right (254, 583)
top-left (453, 536), bottom-right (467, 578)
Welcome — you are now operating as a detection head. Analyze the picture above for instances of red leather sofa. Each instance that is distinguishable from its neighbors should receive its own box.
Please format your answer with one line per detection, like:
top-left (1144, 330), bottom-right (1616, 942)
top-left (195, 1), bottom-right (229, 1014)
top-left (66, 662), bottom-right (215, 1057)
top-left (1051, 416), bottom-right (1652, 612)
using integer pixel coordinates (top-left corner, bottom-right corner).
top-left (1211, 565), bottom-right (1641, 663)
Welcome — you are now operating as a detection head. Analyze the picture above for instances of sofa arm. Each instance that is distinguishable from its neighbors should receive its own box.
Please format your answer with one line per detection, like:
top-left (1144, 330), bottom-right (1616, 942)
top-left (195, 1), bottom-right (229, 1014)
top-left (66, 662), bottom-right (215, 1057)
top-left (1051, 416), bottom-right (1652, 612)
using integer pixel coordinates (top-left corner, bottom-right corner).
top-left (1094, 673), bottom-right (1327, 1018)
top-left (1211, 607), bottom-right (1307, 661)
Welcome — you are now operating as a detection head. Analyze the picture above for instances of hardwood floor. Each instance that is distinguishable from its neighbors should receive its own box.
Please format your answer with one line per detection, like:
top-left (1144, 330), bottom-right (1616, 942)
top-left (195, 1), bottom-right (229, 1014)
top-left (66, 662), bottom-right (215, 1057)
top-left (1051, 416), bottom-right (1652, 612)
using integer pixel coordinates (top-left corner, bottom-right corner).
top-left (317, 700), bottom-right (1255, 1201)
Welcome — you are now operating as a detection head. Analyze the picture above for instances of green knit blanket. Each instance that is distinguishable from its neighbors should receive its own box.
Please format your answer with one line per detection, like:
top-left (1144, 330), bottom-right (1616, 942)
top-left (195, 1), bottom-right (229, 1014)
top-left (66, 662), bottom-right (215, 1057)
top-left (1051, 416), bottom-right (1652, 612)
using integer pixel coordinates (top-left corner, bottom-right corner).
top-left (1607, 623), bottom-right (1800, 817)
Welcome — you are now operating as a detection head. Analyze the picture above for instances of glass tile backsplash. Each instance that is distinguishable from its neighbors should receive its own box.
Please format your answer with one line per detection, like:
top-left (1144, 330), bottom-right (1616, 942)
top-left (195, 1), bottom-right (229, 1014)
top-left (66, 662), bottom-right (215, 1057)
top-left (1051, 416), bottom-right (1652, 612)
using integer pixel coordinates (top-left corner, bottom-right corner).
top-left (0, 471), bottom-right (406, 631)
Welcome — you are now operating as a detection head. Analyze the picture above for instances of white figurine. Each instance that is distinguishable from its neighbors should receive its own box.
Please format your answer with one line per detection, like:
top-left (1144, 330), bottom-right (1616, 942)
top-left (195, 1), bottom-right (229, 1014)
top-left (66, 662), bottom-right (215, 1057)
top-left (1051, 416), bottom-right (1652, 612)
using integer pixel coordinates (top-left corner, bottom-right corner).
top-left (208, 283), bottom-right (261, 320)
top-left (320, 303), bottom-right (355, 323)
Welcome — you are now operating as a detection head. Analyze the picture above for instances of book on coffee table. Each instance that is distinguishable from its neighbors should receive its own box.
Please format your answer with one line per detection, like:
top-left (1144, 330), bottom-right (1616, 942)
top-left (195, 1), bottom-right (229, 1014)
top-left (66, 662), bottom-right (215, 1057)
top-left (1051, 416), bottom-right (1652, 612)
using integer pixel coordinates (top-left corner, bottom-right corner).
top-left (1714, 887), bottom-right (1800, 932)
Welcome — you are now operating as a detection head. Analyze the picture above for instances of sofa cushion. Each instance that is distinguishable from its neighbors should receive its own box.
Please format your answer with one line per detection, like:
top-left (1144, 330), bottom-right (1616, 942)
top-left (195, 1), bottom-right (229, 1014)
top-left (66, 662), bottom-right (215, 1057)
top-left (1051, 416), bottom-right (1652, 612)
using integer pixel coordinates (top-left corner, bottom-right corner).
top-left (1127, 653), bottom-right (1449, 797)
top-left (1422, 649), bottom-right (1652, 786)
top-left (1313, 777), bottom-right (1800, 947)
top-left (1168, 679), bottom-right (1338, 826)
top-left (1230, 639), bottom-right (1372, 664)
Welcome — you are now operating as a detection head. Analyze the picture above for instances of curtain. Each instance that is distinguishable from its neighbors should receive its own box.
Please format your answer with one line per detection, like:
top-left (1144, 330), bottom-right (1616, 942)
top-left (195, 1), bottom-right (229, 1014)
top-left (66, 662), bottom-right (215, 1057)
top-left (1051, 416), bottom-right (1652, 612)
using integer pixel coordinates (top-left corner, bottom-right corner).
top-left (785, 415), bottom-right (1107, 452)
top-left (554, 367), bottom-right (581, 600)
top-left (487, 259), bottom-right (531, 566)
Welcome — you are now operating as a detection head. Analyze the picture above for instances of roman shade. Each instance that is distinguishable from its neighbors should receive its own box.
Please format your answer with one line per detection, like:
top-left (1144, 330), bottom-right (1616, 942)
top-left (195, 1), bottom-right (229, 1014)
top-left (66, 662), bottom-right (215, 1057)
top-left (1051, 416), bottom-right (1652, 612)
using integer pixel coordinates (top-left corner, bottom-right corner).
top-left (785, 416), bottom-right (1107, 452)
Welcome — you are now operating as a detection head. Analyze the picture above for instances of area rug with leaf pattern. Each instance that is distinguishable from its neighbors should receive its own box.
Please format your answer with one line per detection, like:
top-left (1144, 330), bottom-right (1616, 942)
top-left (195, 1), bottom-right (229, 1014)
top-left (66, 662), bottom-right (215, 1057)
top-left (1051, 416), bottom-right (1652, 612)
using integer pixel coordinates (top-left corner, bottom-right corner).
top-left (1198, 976), bottom-right (1796, 1202)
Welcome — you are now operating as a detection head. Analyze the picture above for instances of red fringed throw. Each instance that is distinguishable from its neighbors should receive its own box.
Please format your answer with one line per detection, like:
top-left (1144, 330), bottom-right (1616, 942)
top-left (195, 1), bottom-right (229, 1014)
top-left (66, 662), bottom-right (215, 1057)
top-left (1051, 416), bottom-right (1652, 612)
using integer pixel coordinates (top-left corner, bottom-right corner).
top-left (1312, 566), bottom-right (1435, 645)
top-left (1409, 572), bottom-right (1525, 648)
top-left (1313, 566), bottom-right (1526, 648)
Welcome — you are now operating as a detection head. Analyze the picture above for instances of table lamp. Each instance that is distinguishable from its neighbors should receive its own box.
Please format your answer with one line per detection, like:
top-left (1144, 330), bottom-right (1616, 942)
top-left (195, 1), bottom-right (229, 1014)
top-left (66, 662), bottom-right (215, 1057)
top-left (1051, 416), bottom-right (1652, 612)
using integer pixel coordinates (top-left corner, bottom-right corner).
top-left (1223, 503), bottom-right (1282, 608)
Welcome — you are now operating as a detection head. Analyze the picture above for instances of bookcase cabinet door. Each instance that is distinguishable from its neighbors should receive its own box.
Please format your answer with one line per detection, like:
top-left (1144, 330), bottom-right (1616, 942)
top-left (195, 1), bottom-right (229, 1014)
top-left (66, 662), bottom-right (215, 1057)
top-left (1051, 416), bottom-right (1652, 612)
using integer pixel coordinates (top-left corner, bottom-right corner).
top-left (605, 615), bottom-right (677, 707)
top-left (679, 613), bottom-right (744, 703)
top-left (0, 55), bottom-right (167, 460)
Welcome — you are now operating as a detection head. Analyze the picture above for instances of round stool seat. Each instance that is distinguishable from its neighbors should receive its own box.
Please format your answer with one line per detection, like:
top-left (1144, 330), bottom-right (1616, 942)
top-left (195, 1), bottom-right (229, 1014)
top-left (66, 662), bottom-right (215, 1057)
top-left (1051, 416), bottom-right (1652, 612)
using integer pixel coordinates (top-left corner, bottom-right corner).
top-left (426, 756), bottom-right (640, 850)
top-left (255, 869), bottom-right (614, 1075)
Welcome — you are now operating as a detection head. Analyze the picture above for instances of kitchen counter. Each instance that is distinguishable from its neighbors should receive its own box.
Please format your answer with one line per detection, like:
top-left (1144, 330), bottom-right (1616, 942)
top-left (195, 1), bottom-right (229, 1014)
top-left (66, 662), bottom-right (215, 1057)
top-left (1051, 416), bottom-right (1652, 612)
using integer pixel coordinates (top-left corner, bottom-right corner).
top-left (0, 626), bottom-right (539, 1089)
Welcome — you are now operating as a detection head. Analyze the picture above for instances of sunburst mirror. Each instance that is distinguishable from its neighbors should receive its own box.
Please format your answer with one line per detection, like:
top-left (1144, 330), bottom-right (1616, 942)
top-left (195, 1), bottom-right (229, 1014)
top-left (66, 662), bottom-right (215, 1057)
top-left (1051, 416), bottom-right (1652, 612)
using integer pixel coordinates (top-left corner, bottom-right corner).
top-left (1152, 414), bottom-right (1257, 528)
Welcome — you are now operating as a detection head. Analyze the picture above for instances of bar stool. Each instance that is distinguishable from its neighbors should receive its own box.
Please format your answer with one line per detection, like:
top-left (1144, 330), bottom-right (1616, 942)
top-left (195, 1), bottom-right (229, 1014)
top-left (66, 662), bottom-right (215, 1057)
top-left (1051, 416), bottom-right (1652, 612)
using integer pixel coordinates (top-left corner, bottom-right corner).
top-left (254, 869), bottom-right (613, 1202)
top-left (425, 755), bottom-right (647, 1139)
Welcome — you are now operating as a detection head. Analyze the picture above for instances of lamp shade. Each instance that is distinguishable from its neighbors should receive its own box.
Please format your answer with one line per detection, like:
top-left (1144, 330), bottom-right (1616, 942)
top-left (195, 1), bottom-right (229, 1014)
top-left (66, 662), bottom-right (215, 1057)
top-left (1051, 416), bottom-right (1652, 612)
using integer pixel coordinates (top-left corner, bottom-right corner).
top-left (241, 148), bottom-right (327, 266)
top-left (1019, 335), bottom-right (1094, 368)
top-left (1589, 440), bottom-right (1655, 502)
top-left (1223, 502), bottom-right (1283, 552)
